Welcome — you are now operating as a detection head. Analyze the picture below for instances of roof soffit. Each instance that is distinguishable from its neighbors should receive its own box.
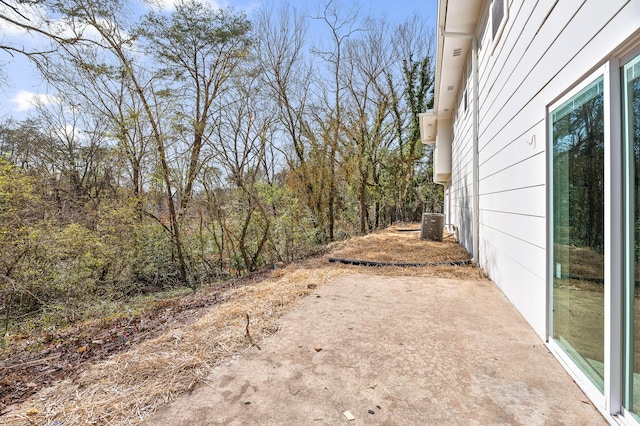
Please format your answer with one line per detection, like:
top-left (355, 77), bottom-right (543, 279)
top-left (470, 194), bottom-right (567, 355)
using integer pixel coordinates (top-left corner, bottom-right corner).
top-left (434, 0), bottom-right (485, 118)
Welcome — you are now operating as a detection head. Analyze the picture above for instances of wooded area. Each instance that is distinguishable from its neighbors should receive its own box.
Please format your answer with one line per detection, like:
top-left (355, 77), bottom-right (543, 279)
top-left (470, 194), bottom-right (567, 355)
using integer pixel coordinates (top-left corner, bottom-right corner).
top-left (0, 0), bottom-right (438, 337)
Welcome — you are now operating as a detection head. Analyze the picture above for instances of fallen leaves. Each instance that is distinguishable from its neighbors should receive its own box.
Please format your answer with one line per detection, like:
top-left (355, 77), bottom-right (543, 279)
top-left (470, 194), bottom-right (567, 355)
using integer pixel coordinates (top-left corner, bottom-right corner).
top-left (0, 284), bottom-right (233, 413)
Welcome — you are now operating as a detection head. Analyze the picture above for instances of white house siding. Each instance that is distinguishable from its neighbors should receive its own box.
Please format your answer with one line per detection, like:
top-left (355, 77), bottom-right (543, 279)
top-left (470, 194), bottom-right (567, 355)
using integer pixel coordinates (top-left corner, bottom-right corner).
top-left (447, 0), bottom-right (639, 338)
top-left (449, 84), bottom-right (474, 252)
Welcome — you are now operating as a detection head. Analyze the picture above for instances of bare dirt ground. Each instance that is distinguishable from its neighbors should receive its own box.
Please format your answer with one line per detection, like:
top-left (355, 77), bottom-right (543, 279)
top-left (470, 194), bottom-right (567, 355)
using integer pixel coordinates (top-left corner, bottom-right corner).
top-left (1, 224), bottom-right (487, 425)
top-left (149, 274), bottom-right (604, 425)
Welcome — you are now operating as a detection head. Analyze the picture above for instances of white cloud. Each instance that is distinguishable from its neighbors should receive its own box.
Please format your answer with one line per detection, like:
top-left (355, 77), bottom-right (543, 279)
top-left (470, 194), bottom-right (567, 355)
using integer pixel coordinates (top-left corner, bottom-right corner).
top-left (49, 18), bottom-right (99, 41)
top-left (10, 90), bottom-right (58, 112)
top-left (55, 124), bottom-right (79, 141)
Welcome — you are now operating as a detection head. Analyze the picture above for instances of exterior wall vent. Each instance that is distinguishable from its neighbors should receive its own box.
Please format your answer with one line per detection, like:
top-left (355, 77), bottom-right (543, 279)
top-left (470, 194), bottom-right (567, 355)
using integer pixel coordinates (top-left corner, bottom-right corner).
top-left (453, 48), bottom-right (462, 57)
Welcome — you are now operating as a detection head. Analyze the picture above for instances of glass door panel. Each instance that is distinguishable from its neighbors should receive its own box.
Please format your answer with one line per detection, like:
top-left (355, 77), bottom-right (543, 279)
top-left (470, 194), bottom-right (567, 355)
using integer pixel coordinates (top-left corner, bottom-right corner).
top-left (623, 53), bottom-right (640, 418)
top-left (551, 76), bottom-right (605, 391)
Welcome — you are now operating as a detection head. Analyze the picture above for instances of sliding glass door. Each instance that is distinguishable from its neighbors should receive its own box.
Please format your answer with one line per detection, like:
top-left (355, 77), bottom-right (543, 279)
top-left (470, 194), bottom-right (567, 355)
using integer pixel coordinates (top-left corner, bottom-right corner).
top-left (624, 52), bottom-right (640, 419)
top-left (548, 48), bottom-right (640, 423)
top-left (551, 76), bottom-right (606, 391)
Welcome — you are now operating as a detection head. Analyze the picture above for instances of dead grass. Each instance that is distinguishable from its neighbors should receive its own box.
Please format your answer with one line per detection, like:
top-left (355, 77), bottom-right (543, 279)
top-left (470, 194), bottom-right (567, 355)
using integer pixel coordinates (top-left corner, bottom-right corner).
top-left (328, 223), bottom-right (471, 264)
top-left (564, 245), bottom-right (604, 279)
top-left (4, 223), bottom-right (486, 425)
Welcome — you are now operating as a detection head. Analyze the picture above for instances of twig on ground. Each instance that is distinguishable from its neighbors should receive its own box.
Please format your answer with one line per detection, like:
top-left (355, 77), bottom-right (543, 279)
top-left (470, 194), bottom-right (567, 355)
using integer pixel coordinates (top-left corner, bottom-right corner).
top-left (245, 313), bottom-right (261, 350)
top-left (1, 354), bottom-right (61, 371)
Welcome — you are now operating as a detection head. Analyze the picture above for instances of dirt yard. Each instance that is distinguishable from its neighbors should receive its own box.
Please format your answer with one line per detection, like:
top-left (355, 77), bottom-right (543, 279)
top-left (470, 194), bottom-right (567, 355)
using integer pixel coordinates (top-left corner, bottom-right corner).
top-left (1, 224), bottom-right (487, 425)
top-left (148, 274), bottom-right (604, 425)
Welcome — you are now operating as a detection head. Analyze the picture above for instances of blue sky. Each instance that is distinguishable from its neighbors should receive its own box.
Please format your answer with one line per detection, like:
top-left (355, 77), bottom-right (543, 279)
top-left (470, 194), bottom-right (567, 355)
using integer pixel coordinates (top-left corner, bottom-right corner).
top-left (0, 0), bottom-right (437, 120)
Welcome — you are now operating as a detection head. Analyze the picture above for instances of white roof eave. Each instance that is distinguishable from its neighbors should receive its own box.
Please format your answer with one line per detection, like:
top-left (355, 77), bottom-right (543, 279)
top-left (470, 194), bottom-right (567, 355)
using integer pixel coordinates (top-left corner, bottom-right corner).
top-left (419, 111), bottom-right (438, 144)
top-left (433, 0), bottom-right (485, 119)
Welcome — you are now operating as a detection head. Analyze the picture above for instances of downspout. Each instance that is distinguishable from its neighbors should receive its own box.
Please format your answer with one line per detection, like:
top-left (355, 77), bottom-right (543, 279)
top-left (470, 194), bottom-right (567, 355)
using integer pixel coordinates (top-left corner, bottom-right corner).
top-left (472, 36), bottom-right (479, 266)
top-left (439, 30), bottom-right (479, 265)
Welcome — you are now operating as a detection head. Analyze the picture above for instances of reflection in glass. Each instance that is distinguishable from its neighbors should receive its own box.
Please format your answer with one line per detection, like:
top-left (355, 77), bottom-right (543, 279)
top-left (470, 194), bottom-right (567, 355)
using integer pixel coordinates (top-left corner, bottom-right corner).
top-left (623, 54), bottom-right (640, 417)
top-left (551, 76), bottom-right (605, 391)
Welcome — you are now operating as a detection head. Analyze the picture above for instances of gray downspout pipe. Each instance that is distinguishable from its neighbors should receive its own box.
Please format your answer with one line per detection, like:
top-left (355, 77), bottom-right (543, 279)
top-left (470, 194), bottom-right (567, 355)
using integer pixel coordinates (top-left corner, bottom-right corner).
top-left (472, 36), bottom-right (479, 266)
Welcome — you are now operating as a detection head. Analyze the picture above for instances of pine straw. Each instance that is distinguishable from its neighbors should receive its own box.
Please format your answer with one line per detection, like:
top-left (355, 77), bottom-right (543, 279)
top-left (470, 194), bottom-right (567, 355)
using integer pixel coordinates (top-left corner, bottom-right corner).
top-left (4, 224), bottom-right (486, 425)
top-left (328, 224), bottom-right (471, 264)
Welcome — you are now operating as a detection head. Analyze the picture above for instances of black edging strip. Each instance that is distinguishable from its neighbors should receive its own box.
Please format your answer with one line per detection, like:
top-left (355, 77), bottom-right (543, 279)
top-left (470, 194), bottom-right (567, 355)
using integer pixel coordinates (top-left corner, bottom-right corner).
top-left (566, 275), bottom-right (604, 284)
top-left (328, 257), bottom-right (473, 267)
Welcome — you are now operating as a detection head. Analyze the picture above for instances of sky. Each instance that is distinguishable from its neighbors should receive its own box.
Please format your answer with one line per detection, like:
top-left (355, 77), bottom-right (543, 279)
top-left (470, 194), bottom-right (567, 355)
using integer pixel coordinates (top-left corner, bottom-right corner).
top-left (0, 0), bottom-right (438, 120)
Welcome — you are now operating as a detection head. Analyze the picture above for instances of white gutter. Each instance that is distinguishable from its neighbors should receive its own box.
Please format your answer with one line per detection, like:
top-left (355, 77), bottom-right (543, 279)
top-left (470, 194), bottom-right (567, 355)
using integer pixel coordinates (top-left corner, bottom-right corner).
top-left (438, 28), bottom-right (480, 265)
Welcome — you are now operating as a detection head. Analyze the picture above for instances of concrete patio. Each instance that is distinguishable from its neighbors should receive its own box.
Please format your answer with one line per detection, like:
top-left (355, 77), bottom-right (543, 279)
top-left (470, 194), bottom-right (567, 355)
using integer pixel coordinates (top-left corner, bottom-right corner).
top-left (147, 274), bottom-right (605, 425)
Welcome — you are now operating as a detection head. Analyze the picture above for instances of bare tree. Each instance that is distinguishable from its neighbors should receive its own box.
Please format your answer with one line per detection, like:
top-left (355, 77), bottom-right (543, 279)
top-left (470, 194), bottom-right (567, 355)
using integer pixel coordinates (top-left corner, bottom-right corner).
top-left (0, 0), bottom-right (80, 57)
top-left (207, 73), bottom-right (276, 272)
top-left (310, 0), bottom-right (363, 240)
top-left (254, 3), bottom-right (326, 230)
top-left (342, 18), bottom-right (395, 234)
top-left (34, 97), bottom-right (114, 218)
top-left (141, 1), bottom-right (252, 214)
top-left (32, 0), bottom-right (191, 283)
top-left (387, 15), bottom-right (436, 220)
top-left (39, 52), bottom-right (153, 199)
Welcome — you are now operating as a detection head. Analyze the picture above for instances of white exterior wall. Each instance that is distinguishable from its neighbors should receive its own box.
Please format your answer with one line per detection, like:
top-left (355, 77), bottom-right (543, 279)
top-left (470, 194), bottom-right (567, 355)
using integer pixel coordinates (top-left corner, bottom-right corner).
top-left (449, 74), bottom-right (474, 253)
top-left (447, 0), bottom-right (640, 338)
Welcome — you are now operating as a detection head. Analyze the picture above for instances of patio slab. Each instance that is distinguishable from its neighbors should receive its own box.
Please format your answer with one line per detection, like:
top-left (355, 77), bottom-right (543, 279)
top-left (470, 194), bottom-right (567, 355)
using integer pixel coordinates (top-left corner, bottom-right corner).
top-left (147, 274), bottom-right (605, 425)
